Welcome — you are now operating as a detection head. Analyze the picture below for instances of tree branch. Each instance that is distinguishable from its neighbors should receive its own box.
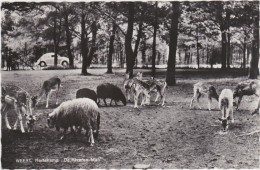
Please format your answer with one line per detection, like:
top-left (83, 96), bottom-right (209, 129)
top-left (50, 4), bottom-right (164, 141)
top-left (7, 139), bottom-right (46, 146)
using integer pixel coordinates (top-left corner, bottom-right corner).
top-left (95, 7), bottom-right (126, 36)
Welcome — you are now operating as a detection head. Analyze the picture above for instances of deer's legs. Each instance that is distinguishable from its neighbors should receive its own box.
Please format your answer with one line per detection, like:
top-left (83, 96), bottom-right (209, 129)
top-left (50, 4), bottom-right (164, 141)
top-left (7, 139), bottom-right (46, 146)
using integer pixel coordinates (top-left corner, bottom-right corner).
top-left (190, 96), bottom-right (195, 109)
top-left (89, 129), bottom-right (95, 146)
top-left (196, 92), bottom-right (202, 109)
top-left (155, 92), bottom-right (160, 102)
top-left (103, 99), bottom-right (108, 106)
top-left (230, 107), bottom-right (234, 123)
top-left (190, 92), bottom-right (201, 109)
top-left (134, 91), bottom-right (141, 108)
top-left (55, 89), bottom-right (59, 105)
top-left (236, 96), bottom-right (243, 110)
top-left (208, 96), bottom-right (212, 111)
top-left (14, 105), bottom-right (25, 133)
top-left (46, 91), bottom-right (52, 108)
top-left (3, 105), bottom-right (12, 130)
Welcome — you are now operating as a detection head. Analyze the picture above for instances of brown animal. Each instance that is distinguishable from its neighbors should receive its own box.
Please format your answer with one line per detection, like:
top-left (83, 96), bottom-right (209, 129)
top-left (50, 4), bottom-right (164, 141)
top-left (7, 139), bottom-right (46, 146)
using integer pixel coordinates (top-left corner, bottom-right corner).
top-left (233, 79), bottom-right (260, 114)
top-left (33, 77), bottom-right (61, 108)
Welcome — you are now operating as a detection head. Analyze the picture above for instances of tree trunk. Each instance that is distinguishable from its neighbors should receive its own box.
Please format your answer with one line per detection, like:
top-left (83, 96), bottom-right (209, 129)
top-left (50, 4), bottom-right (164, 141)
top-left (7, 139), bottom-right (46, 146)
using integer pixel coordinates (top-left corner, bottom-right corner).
top-left (206, 45), bottom-right (209, 64)
top-left (196, 27), bottom-right (200, 69)
top-left (248, 13), bottom-right (259, 79)
top-left (81, 10), bottom-right (89, 75)
top-left (141, 37), bottom-right (147, 67)
top-left (119, 43), bottom-right (124, 68)
top-left (226, 9), bottom-right (231, 69)
top-left (86, 21), bottom-right (98, 67)
top-left (243, 41), bottom-right (246, 69)
top-left (53, 8), bottom-right (58, 67)
top-left (227, 30), bottom-right (231, 68)
top-left (133, 18), bottom-right (143, 68)
top-left (166, 2), bottom-right (180, 86)
top-left (158, 52), bottom-right (161, 65)
top-left (221, 28), bottom-right (227, 69)
top-left (2, 47), bottom-right (7, 68)
top-left (125, 2), bottom-right (135, 78)
top-left (152, 1), bottom-right (158, 77)
top-left (247, 45), bottom-right (250, 65)
top-left (107, 22), bottom-right (117, 74)
top-left (64, 13), bottom-right (74, 68)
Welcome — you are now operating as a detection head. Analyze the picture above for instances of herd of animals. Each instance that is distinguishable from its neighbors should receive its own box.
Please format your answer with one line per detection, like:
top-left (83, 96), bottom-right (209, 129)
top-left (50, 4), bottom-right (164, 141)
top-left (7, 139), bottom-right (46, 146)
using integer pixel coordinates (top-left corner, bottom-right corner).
top-left (1, 72), bottom-right (260, 146)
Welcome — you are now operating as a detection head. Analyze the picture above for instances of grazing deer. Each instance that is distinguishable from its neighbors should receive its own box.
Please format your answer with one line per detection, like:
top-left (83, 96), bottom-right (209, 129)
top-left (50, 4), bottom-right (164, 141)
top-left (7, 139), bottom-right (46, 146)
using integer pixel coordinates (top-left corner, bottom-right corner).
top-left (143, 77), bottom-right (167, 106)
top-left (33, 77), bottom-right (61, 108)
top-left (233, 79), bottom-right (260, 114)
top-left (218, 89), bottom-right (234, 132)
top-left (132, 79), bottom-right (157, 108)
top-left (123, 72), bottom-right (143, 102)
top-left (190, 82), bottom-right (219, 111)
top-left (1, 84), bottom-right (36, 133)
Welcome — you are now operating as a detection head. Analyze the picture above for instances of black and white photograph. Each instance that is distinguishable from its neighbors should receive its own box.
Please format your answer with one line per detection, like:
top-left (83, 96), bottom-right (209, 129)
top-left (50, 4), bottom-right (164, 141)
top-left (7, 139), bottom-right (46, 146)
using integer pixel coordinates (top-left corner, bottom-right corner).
top-left (1, 1), bottom-right (260, 169)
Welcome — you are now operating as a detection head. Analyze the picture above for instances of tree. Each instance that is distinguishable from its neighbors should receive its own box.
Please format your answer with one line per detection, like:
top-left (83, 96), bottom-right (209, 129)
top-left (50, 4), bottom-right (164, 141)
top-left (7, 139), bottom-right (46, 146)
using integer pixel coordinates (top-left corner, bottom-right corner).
top-left (106, 22), bottom-right (117, 73)
top-left (79, 2), bottom-right (99, 75)
top-left (151, 2), bottom-right (158, 77)
top-left (248, 2), bottom-right (259, 79)
top-left (125, 2), bottom-right (135, 78)
top-left (1, 2), bottom-right (46, 70)
top-left (62, 3), bottom-right (75, 68)
top-left (166, 2), bottom-right (181, 86)
top-left (80, 2), bottom-right (89, 75)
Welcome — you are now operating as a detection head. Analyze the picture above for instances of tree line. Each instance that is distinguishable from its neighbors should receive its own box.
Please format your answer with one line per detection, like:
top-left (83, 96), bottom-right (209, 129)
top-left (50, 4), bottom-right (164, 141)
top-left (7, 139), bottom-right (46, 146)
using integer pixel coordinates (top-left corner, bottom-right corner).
top-left (1, 1), bottom-right (259, 85)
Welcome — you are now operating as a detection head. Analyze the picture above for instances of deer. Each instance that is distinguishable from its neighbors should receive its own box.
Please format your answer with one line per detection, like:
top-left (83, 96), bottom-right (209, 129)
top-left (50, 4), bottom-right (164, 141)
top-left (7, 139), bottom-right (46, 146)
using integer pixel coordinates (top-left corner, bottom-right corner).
top-left (233, 79), bottom-right (260, 114)
top-left (32, 77), bottom-right (61, 108)
top-left (142, 77), bottom-right (168, 106)
top-left (218, 89), bottom-right (234, 132)
top-left (123, 72), bottom-right (143, 102)
top-left (1, 84), bottom-right (36, 133)
top-left (190, 82), bottom-right (219, 111)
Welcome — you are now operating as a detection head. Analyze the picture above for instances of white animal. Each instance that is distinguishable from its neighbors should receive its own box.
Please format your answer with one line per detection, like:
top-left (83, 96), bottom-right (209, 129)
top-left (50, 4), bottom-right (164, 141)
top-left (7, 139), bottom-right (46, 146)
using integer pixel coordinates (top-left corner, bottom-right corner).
top-left (1, 84), bottom-right (36, 133)
top-left (218, 89), bottom-right (234, 132)
top-left (47, 98), bottom-right (100, 146)
top-left (33, 77), bottom-right (61, 108)
top-left (190, 82), bottom-right (219, 110)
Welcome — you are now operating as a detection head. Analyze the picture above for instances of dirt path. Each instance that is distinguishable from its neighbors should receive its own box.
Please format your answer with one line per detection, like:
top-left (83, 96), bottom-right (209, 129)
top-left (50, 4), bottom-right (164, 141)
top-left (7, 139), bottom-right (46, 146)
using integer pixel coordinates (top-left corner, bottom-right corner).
top-left (1, 69), bottom-right (259, 168)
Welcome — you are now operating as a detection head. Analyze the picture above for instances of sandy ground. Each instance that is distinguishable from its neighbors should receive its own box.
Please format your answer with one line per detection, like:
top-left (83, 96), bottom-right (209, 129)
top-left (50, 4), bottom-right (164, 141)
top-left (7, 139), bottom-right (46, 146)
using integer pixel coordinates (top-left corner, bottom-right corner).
top-left (1, 68), bottom-right (259, 169)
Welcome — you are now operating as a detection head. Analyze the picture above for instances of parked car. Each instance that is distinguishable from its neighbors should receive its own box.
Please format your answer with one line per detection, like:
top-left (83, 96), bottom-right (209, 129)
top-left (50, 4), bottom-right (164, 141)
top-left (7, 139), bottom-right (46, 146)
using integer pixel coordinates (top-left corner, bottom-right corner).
top-left (35, 53), bottom-right (69, 67)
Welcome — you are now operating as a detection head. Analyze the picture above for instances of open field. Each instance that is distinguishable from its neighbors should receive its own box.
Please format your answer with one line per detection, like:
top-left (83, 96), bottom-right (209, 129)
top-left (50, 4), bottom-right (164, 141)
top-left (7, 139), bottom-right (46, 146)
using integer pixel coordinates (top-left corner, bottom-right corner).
top-left (1, 68), bottom-right (259, 169)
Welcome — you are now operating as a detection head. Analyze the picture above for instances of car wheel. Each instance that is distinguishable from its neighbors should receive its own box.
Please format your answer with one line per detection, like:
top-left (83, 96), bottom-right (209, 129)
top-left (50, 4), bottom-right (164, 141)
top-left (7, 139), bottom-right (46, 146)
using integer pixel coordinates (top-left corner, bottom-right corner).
top-left (39, 61), bottom-right (47, 67)
top-left (62, 61), bottom-right (68, 67)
